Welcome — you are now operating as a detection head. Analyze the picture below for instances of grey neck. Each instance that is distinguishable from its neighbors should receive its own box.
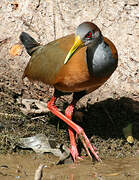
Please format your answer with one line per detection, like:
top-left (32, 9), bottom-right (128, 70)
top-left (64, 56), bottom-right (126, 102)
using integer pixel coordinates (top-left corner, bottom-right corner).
top-left (86, 38), bottom-right (117, 78)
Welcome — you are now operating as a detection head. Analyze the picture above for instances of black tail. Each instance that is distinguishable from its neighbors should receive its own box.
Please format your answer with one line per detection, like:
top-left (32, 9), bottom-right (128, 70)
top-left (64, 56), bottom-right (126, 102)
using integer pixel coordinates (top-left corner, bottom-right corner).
top-left (19, 32), bottom-right (40, 56)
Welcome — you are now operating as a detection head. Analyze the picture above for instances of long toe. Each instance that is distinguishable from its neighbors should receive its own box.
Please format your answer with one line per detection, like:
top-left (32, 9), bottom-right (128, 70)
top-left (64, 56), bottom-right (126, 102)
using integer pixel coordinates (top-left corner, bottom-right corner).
top-left (78, 128), bottom-right (101, 161)
top-left (69, 145), bottom-right (83, 162)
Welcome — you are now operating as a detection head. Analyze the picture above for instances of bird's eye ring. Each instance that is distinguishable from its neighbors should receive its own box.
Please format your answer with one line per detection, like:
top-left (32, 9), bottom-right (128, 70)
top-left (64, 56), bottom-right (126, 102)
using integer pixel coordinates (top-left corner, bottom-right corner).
top-left (85, 31), bottom-right (92, 39)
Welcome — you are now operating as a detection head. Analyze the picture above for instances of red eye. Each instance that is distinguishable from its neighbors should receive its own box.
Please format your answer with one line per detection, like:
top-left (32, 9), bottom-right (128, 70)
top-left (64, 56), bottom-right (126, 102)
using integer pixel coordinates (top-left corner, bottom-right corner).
top-left (86, 31), bottom-right (92, 38)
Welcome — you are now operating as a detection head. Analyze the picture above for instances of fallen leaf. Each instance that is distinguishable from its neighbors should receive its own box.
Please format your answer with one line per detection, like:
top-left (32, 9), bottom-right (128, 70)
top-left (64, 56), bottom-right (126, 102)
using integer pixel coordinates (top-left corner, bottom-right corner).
top-left (123, 123), bottom-right (134, 144)
top-left (19, 99), bottom-right (49, 115)
top-left (105, 172), bottom-right (120, 176)
top-left (9, 44), bottom-right (22, 56)
top-left (18, 134), bottom-right (70, 164)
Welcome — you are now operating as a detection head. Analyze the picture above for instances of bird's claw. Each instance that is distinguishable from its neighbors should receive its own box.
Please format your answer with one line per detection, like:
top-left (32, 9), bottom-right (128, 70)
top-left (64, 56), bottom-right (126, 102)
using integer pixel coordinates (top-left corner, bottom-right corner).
top-left (78, 130), bottom-right (101, 162)
top-left (69, 145), bottom-right (83, 162)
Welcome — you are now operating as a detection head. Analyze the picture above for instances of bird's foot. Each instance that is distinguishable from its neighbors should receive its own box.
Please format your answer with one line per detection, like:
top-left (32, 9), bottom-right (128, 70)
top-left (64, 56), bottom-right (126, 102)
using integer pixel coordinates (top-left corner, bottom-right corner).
top-left (69, 145), bottom-right (83, 162)
top-left (77, 127), bottom-right (101, 161)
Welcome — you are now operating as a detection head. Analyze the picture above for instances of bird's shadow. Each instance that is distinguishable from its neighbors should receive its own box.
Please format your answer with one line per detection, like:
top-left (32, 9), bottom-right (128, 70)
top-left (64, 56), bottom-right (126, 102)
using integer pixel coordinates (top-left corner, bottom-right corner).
top-left (81, 97), bottom-right (138, 140)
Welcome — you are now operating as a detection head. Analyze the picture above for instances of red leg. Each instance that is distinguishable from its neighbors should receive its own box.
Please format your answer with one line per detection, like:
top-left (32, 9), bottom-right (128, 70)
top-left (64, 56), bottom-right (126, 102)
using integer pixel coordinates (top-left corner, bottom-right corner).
top-left (47, 96), bottom-right (101, 162)
top-left (65, 105), bottom-right (82, 161)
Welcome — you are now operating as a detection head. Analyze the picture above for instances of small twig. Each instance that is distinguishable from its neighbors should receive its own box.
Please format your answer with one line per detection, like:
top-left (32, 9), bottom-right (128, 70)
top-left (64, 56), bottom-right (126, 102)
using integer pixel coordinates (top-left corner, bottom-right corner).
top-left (31, 115), bottom-right (46, 121)
top-left (34, 164), bottom-right (47, 180)
top-left (0, 38), bottom-right (10, 46)
top-left (0, 112), bottom-right (21, 118)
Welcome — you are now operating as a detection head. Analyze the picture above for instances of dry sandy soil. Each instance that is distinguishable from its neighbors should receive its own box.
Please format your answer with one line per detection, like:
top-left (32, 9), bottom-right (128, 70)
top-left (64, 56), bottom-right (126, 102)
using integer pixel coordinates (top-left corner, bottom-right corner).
top-left (0, 0), bottom-right (139, 179)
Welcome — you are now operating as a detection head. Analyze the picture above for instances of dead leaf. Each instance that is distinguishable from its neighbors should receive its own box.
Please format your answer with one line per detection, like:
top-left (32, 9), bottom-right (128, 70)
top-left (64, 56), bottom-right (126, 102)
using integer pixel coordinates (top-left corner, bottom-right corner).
top-left (123, 123), bottom-right (134, 144)
top-left (19, 99), bottom-right (49, 115)
top-left (18, 134), bottom-right (70, 164)
top-left (9, 44), bottom-right (22, 56)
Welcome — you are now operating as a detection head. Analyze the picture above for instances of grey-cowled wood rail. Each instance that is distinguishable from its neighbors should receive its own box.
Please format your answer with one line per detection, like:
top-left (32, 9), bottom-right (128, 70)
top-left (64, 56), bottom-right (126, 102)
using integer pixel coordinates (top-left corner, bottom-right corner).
top-left (20, 22), bottom-right (118, 162)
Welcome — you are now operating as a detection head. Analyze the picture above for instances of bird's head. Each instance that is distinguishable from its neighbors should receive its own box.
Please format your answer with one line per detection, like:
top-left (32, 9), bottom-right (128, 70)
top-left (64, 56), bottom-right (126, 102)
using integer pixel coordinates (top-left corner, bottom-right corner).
top-left (64, 22), bottom-right (102, 64)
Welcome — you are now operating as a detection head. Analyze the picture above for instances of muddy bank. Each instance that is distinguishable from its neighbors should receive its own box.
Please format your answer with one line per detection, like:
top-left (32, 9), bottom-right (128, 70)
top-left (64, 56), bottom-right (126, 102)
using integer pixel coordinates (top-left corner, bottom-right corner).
top-left (0, 154), bottom-right (139, 180)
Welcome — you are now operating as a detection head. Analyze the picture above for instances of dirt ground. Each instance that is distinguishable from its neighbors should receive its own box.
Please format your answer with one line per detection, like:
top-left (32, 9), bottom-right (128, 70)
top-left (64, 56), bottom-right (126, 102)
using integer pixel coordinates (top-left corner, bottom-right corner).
top-left (0, 154), bottom-right (139, 180)
top-left (0, 0), bottom-right (139, 179)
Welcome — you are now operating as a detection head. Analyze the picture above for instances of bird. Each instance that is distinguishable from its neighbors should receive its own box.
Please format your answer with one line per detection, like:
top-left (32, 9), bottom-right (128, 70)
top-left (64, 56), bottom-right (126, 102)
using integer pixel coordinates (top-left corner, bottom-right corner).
top-left (20, 22), bottom-right (118, 162)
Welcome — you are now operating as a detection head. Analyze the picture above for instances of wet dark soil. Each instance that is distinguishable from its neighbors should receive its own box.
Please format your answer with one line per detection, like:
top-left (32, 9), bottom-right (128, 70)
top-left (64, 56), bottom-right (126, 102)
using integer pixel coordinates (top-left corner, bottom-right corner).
top-left (0, 154), bottom-right (139, 180)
